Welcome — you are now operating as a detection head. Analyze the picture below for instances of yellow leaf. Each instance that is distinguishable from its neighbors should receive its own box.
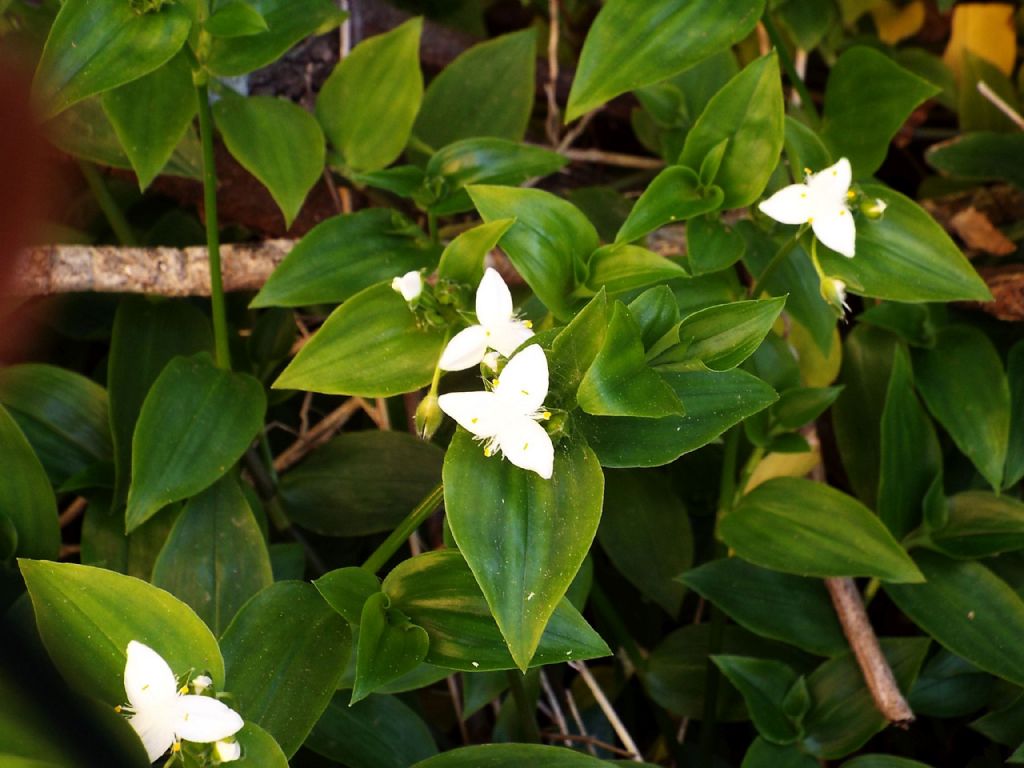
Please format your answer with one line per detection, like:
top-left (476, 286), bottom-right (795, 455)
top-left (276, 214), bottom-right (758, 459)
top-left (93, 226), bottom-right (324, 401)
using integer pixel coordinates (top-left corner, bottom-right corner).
top-left (790, 322), bottom-right (842, 388)
top-left (871, 0), bottom-right (925, 44)
top-left (745, 449), bottom-right (822, 492)
top-left (943, 3), bottom-right (1016, 80)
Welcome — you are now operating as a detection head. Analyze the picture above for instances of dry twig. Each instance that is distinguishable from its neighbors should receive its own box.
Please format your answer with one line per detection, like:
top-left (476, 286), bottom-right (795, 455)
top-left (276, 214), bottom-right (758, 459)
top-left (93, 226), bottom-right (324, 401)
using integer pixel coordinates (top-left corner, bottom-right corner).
top-left (272, 398), bottom-right (363, 472)
top-left (569, 661), bottom-right (643, 762)
top-left (58, 496), bottom-right (88, 528)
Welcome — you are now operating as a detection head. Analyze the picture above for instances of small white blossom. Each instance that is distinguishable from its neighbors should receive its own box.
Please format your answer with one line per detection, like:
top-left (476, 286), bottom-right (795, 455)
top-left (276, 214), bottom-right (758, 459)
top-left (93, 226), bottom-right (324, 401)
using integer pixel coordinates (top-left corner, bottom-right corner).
top-left (191, 674), bottom-right (212, 694)
top-left (214, 739), bottom-right (242, 763)
top-left (759, 157), bottom-right (856, 257)
top-left (438, 344), bottom-right (554, 479)
top-left (120, 641), bottom-right (243, 763)
top-left (391, 270), bottom-right (423, 301)
top-left (439, 268), bottom-right (534, 371)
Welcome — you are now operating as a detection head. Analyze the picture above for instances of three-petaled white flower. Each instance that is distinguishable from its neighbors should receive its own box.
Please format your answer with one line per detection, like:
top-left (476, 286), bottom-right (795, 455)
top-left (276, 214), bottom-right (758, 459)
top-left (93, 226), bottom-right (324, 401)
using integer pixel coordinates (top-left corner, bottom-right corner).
top-left (391, 270), bottom-right (423, 302)
top-left (439, 268), bottom-right (534, 371)
top-left (438, 344), bottom-right (554, 479)
top-left (758, 157), bottom-right (856, 257)
top-left (120, 640), bottom-right (243, 763)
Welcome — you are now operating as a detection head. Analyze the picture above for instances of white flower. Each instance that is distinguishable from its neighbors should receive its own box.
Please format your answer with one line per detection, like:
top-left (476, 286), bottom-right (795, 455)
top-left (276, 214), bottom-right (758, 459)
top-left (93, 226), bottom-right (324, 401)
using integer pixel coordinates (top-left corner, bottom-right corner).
top-left (439, 268), bottom-right (534, 371)
top-left (120, 641), bottom-right (243, 763)
top-left (391, 270), bottom-right (423, 301)
top-left (214, 739), bottom-right (242, 763)
top-left (758, 157), bottom-right (856, 257)
top-left (191, 674), bottom-right (212, 694)
top-left (438, 344), bottom-right (554, 479)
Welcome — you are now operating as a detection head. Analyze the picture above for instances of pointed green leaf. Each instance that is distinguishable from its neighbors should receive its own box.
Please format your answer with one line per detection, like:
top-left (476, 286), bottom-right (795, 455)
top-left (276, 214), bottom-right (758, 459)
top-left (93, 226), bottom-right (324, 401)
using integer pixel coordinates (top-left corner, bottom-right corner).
top-left (742, 738), bottom-right (818, 768)
top-left (315, 567), bottom-right (380, 625)
top-left (274, 283), bottom-right (446, 396)
top-left (687, 215), bottom-right (747, 275)
top-left (205, 2), bottom-right (269, 37)
top-left (19, 560), bottom-right (224, 705)
top-left (713, 656), bottom-right (801, 744)
top-left (926, 131), bottom-right (1024, 190)
top-left (214, 91), bottom-right (325, 227)
top-left (32, 0), bottom-right (191, 118)
top-left (443, 431), bottom-right (604, 670)
top-left (548, 292), bottom-right (608, 407)
top-left (721, 478), bottom-right (924, 583)
top-left (151, 477), bottom-right (273, 635)
top-left (413, 744), bottom-right (610, 768)
top-left (615, 166), bottom-right (723, 245)
top-left (628, 285), bottom-right (680, 350)
top-left (930, 491), bottom-right (1024, 559)
top-left (565, 0), bottom-right (764, 121)
top-left (126, 354), bottom-right (266, 531)
top-left (437, 219), bottom-right (515, 286)
top-left (351, 592), bottom-right (429, 704)
top-left (0, 407), bottom-right (58, 561)
top-left (584, 243), bottom-right (687, 295)
top-left (1007, 341), bottom-right (1024, 488)
top-left (842, 757), bottom-right (935, 768)
top-left (316, 18), bottom-right (422, 173)
top-left (233, 722), bottom-right (289, 768)
top-left (220, 581), bottom-right (351, 757)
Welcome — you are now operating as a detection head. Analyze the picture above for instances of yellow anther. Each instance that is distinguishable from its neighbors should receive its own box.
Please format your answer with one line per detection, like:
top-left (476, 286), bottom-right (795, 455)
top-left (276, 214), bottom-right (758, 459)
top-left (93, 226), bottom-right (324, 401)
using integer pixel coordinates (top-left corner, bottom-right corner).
top-left (114, 705), bottom-right (122, 713)
top-left (807, 217), bottom-right (814, 224)
top-left (172, 742), bottom-right (181, 754)
top-left (179, 685), bottom-right (189, 695)
top-left (847, 190), bottom-right (856, 199)
top-left (800, 192), bottom-right (807, 198)
top-left (522, 442), bottom-right (529, 450)
top-left (524, 320), bottom-right (533, 329)
top-left (542, 411), bottom-right (551, 420)
top-left (803, 167), bottom-right (812, 175)
top-left (470, 417), bottom-right (478, 424)
top-left (839, 209), bottom-right (846, 216)
top-left (484, 448), bottom-right (493, 457)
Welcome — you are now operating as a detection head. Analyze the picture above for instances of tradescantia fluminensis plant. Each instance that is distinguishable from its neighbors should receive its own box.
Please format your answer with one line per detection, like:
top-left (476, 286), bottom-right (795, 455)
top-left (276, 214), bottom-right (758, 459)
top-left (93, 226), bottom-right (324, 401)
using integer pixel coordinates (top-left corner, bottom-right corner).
top-left (1, 0), bottom-right (1023, 766)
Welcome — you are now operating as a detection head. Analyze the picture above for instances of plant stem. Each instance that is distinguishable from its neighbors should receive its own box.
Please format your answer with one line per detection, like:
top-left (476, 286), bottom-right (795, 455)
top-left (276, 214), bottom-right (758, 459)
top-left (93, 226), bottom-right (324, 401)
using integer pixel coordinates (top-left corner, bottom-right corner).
top-left (362, 483), bottom-right (444, 574)
top-left (749, 228), bottom-right (805, 299)
top-left (78, 161), bottom-right (137, 246)
top-left (506, 670), bottom-right (541, 743)
top-left (195, 83), bottom-right (231, 370)
top-left (427, 211), bottom-right (439, 245)
top-left (761, 12), bottom-right (819, 125)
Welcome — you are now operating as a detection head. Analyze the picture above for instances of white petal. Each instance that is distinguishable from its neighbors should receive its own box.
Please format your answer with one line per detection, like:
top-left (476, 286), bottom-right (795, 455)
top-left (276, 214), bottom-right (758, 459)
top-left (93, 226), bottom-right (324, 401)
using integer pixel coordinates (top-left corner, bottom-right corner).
top-left (439, 325), bottom-right (488, 371)
top-left (812, 207), bottom-right (856, 257)
top-left (392, 271), bottom-right (422, 301)
top-left (494, 344), bottom-right (548, 415)
top-left (758, 184), bottom-right (815, 225)
top-left (127, 707), bottom-right (177, 762)
top-left (215, 740), bottom-right (242, 762)
top-left (174, 695), bottom-right (244, 743)
top-left (808, 157), bottom-right (852, 205)
top-left (497, 417), bottom-right (554, 479)
top-left (475, 267), bottom-right (514, 328)
top-left (488, 320), bottom-right (534, 358)
top-left (438, 390), bottom-right (502, 438)
top-left (124, 641), bottom-right (178, 711)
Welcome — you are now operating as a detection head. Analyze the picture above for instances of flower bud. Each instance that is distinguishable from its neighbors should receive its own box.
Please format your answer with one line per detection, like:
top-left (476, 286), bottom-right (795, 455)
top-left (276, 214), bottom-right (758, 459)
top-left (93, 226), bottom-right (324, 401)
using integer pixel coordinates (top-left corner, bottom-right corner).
top-left (860, 197), bottom-right (887, 220)
top-left (415, 392), bottom-right (444, 440)
top-left (191, 675), bottom-right (213, 694)
top-left (391, 271), bottom-right (423, 302)
top-left (213, 739), bottom-right (241, 763)
top-left (819, 276), bottom-right (850, 318)
top-left (481, 351), bottom-right (501, 373)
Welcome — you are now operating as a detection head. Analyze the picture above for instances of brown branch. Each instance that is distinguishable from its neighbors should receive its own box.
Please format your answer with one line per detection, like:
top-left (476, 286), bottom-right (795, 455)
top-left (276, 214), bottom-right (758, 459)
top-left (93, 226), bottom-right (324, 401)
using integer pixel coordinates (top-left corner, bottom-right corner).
top-left (539, 732), bottom-right (637, 758)
top-left (272, 398), bottom-right (363, 473)
top-left (825, 577), bottom-right (915, 726)
top-left (58, 496), bottom-right (87, 528)
top-left (561, 148), bottom-right (664, 170)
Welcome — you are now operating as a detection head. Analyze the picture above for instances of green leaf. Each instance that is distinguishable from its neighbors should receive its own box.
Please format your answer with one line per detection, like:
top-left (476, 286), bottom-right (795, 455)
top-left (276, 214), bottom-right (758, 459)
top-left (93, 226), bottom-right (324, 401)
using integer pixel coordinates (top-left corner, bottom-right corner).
top-left (1008, 341), bottom-right (1024, 488)
top-left (713, 656), bottom-right (800, 744)
top-left (351, 592), bottom-right (429, 704)
top-left (413, 744), bottom-right (610, 768)
top-left (206, 0), bottom-right (345, 76)
top-left (930, 492), bottom-right (1024, 560)
top-left (274, 283), bottom-right (446, 396)
top-left (315, 567), bottom-right (380, 625)
top-left (679, 53), bottom-right (784, 209)
top-left (680, 557), bottom-right (847, 657)
top-left (817, 184), bottom-right (991, 302)
top-left (81, 494), bottom-right (180, 579)
top-left (101, 50), bottom-right (196, 190)
top-left (251, 209), bottom-right (439, 308)
top-left (910, 648), bottom-right (991, 719)
top-left (580, 368), bottom-right (778, 467)
top-left (19, 560), bottom-right (224, 705)
top-left (32, 0), bottom-right (191, 118)
top-left (233, 722), bottom-right (288, 768)
top-left (913, 325), bottom-right (1010, 490)
top-left (842, 757), bottom-right (934, 768)
top-left (425, 139), bottom-right (567, 215)
top-left (578, 302), bottom-right (684, 418)
top-left (772, 386), bottom-right (843, 430)
top-left (926, 131), bottom-right (1024, 190)
top-left (775, 0), bottom-right (837, 49)
top-left (687, 215), bottom-right (746, 275)
top-left (151, 477), bottom-right (273, 635)
top-left (205, 1), bottom-right (269, 37)
top-left (126, 353), bottom-right (266, 531)
top-left (0, 363), bottom-right (111, 487)
top-left (438, 219), bottom-right (515, 286)
top-left (565, 0), bottom-right (764, 121)
top-left (628, 286), bottom-right (680, 350)
top-left (220, 581), bottom-right (351, 757)
top-left (414, 28), bottom-right (536, 148)
top-left (820, 47), bottom-right (939, 177)
top-left (598, 470), bottom-right (691, 616)
top-left (801, 638), bottom-right (930, 759)
top-left (721, 477), bottom-right (924, 583)
top-left (958, 52), bottom-right (1021, 134)
top-left (214, 91), bottom-right (325, 228)
top-left (0, 407), bottom-right (58, 561)
top-left (316, 17), bottom-right (422, 173)
top-left (652, 297), bottom-right (786, 372)
top-left (878, 346), bottom-right (941, 539)
top-left (584, 244), bottom-right (687, 295)
top-left (443, 430), bottom-right (604, 670)
top-left (615, 166), bottom-right (723, 245)
top-left (742, 738), bottom-right (818, 768)
top-left (306, 694), bottom-right (438, 768)
top-left (108, 298), bottom-right (213, 507)
top-left (381, 550), bottom-right (610, 672)
top-left (784, 116), bottom-right (833, 182)
top-left (548, 292), bottom-right (609, 406)
top-left (886, 551), bottom-right (1024, 687)
top-left (469, 186), bottom-right (598, 321)
top-left (279, 431), bottom-right (443, 537)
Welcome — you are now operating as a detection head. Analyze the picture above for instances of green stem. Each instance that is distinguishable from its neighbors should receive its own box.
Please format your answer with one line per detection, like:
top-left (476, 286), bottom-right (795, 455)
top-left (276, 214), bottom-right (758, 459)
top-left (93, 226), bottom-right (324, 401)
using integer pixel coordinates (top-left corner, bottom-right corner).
top-left (427, 211), bottom-right (439, 245)
top-left (78, 161), bottom-right (137, 246)
top-left (761, 12), bottom-right (819, 125)
top-left (196, 83), bottom-right (231, 370)
top-left (362, 483), bottom-right (444, 573)
top-left (506, 670), bottom-right (540, 743)
top-left (749, 227), bottom-right (805, 299)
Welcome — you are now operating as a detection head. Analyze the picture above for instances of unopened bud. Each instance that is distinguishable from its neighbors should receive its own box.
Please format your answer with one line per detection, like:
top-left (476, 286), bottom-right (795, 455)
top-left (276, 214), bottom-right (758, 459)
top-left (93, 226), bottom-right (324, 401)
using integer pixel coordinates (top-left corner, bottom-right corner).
top-left (820, 276), bottom-right (850, 318)
top-left (481, 351), bottom-right (501, 373)
top-left (391, 271), bottom-right (423, 302)
top-left (415, 392), bottom-right (444, 440)
top-left (191, 675), bottom-right (213, 694)
top-left (213, 739), bottom-right (241, 763)
top-left (860, 197), bottom-right (887, 220)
